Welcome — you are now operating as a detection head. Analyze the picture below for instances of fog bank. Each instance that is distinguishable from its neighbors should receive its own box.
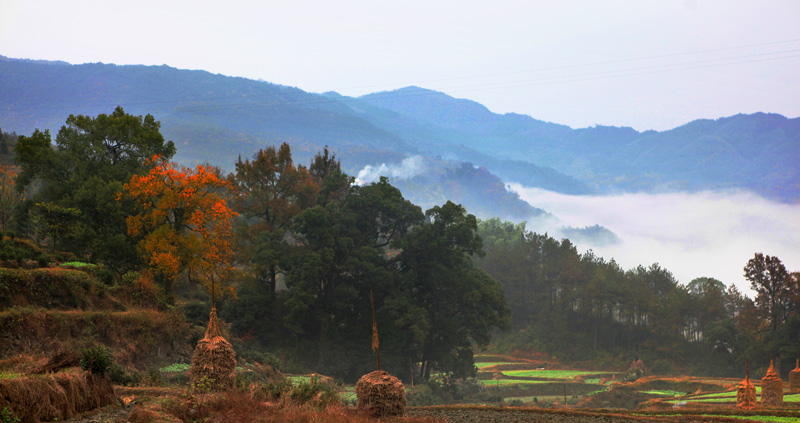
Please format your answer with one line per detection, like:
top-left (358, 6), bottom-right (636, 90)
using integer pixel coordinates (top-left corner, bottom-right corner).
top-left (509, 184), bottom-right (800, 295)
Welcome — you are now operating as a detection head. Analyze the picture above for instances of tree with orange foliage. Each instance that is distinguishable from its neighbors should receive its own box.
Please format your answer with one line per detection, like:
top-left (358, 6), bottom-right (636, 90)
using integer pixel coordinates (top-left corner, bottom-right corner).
top-left (0, 165), bottom-right (24, 231)
top-left (120, 157), bottom-right (237, 304)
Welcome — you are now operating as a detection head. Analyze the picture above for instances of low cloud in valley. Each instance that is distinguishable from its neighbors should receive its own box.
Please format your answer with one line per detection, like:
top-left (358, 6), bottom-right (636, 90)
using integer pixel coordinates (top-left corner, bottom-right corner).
top-left (509, 184), bottom-right (800, 295)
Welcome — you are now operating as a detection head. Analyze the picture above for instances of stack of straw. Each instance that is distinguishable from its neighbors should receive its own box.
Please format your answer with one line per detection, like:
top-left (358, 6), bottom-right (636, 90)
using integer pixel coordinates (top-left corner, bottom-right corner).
top-left (760, 360), bottom-right (783, 407)
top-left (190, 307), bottom-right (236, 390)
top-left (355, 370), bottom-right (406, 417)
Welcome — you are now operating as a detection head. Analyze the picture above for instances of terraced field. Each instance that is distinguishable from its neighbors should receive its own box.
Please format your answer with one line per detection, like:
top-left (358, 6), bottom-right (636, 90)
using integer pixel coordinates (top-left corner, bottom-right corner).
top-left (664, 390), bottom-right (800, 404)
top-left (471, 354), bottom-right (618, 406)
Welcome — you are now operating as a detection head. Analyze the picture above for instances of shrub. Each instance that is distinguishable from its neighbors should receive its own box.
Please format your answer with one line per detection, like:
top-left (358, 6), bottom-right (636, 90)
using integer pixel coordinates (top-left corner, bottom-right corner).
top-left (36, 254), bottom-right (50, 267)
top-left (121, 271), bottom-right (140, 285)
top-left (94, 266), bottom-right (115, 285)
top-left (108, 363), bottom-right (142, 386)
top-left (147, 368), bottom-right (163, 387)
top-left (0, 407), bottom-right (20, 423)
top-left (288, 376), bottom-right (340, 406)
top-left (80, 345), bottom-right (112, 376)
top-left (182, 300), bottom-right (211, 326)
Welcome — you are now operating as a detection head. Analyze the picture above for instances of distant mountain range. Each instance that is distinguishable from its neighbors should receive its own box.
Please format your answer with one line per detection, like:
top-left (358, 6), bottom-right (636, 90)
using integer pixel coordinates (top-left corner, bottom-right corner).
top-left (1, 56), bottom-right (798, 231)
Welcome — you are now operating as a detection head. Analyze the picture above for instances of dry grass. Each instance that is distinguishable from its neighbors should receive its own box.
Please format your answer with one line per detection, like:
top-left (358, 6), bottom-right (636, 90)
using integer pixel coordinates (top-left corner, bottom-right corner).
top-left (28, 349), bottom-right (80, 374)
top-left (156, 391), bottom-right (442, 423)
top-left (0, 370), bottom-right (114, 422)
top-left (0, 307), bottom-right (190, 368)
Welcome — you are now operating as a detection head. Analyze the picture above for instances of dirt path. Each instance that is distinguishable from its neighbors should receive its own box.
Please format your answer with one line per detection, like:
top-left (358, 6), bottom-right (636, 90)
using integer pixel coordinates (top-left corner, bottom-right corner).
top-left (64, 404), bottom-right (130, 423)
top-left (406, 407), bottom-right (673, 423)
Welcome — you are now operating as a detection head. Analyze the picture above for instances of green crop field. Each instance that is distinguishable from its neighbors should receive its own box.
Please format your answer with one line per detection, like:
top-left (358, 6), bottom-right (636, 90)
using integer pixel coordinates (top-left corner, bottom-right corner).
top-left (479, 378), bottom-right (551, 386)
top-left (474, 362), bottom-right (513, 368)
top-left (286, 375), bottom-right (312, 384)
top-left (502, 369), bottom-right (606, 379)
top-left (701, 416), bottom-right (800, 423)
top-left (642, 390), bottom-right (685, 396)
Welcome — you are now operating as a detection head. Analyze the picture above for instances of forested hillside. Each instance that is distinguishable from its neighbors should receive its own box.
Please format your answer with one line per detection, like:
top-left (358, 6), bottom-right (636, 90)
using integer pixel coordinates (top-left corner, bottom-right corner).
top-left (3, 108), bottom-right (797, 385)
top-left (474, 218), bottom-right (800, 379)
top-left (3, 108), bottom-right (511, 384)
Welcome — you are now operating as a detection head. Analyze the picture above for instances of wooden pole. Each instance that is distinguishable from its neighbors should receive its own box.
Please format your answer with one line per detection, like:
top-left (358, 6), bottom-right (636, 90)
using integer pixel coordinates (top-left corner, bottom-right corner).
top-left (371, 290), bottom-right (380, 370)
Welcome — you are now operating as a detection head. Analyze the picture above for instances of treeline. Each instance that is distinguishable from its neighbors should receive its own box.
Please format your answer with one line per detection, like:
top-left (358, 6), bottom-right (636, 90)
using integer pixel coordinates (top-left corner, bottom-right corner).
top-left (4, 108), bottom-right (509, 382)
top-left (474, 218), bottom-right (800, 378)
top-left (5, 108), bottom-right (797, 382)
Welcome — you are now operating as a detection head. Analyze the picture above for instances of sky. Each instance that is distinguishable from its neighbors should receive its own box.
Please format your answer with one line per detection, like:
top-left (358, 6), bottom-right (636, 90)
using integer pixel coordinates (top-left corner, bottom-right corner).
top-left (508, 184), bottom-right (800, 295)
top-left (1, 0), bottom-right (799, 131)
top-left (1, 0), bottom-right (798, 293)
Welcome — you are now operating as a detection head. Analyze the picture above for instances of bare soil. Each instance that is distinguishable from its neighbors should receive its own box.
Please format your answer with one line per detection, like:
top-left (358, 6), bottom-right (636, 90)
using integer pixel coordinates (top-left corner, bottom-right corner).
top-left (406, 406), bottom-right (673, 422)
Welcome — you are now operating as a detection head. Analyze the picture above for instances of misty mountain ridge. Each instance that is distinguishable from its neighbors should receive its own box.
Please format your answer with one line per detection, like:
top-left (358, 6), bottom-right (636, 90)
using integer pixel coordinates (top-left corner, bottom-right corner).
top-left (0, 57), bottom-right (797, 234)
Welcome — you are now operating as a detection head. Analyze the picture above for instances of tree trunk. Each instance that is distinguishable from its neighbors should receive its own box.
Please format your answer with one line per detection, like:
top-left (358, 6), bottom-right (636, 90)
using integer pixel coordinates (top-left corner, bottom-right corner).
top-left (269, 263), bottom-right (277, 295)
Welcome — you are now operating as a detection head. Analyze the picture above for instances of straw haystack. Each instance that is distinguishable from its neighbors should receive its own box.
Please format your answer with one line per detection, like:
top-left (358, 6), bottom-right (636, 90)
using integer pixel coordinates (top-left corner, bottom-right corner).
top-left (760, 360), bottom-right (783, 407)
top-left (355, 370), bottom-right (406, 417)
top-left (190, 307), bottom-right (236, 390)
top-left (790, 359), bottom-right (800, 394)
top-left (736, 371), bottom-right (757, 409)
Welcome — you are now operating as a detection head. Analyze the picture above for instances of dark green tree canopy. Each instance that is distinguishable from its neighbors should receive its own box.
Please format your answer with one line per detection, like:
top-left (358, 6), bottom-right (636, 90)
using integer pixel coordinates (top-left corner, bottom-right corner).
top-left (13, 107), bottom-right (176, 271)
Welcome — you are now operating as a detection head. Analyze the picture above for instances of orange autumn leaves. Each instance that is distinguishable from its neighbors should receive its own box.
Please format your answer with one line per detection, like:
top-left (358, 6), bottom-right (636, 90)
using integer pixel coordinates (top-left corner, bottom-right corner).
top-left (119, 156), bottom-right (237, 298)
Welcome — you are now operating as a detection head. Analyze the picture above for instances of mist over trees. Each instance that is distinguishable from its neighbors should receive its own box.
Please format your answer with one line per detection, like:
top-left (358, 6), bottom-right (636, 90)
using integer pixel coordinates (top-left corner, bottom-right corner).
top-left (4, 108), bottom-right (798, 382)
top-left (475, 217), bottom-right (800, 378)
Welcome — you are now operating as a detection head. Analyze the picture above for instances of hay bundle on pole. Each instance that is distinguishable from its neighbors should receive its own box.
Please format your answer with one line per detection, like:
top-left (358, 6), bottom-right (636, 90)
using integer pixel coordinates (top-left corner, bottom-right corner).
top-left (760, 360), bottom-right (783, 407)
top-left (736, 361), bottom-right (757, 410)
top-left (355, 290), bottom-right (406, 417)
top-left (790, 358), bottom-right (800, 394)
top-left (355, 370), bottom-right (406, 418)
top-left (190, 306), bottom-right (236, 390)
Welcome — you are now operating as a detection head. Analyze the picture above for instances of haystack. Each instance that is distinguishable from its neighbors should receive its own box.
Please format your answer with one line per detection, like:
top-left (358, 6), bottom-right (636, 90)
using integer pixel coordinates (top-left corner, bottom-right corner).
top-left (760, 360), bottom-right (783, 407)
top-left (190, 307), bottom-right (236, 390)
top-left (789, 358), bottom-right (800, 394)
top-left (355, 370), bottom-right (406, 417)
top-left (736, 370), bottom-right (757, 409)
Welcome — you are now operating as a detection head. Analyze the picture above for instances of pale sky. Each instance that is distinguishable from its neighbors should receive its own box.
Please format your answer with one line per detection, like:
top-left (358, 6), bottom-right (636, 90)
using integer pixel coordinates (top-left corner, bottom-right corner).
top-left (1, 0), bottom-right (799, 131)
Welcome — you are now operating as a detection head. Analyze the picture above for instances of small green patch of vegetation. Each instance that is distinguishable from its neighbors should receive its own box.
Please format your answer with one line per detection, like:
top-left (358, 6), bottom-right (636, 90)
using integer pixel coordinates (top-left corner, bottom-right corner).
top-left (1, 406), bottom-right (20, 423)
top-left (60, 261), bottom-right (95, 268)
top-left (701, 416), bottom-right (800, 423)
top-left (502, 369), bottom-right (604, 379)
top-left (479, 378), bottom-right (550, 386)
top-left (784, 393), bottom-right (800, 402)
top-left (689, 390), bottom-right (737, 399)
top-left (287, 375), bottom-right (312, 384)
top-left (642, 390), bottom-right (685, 396)
top-left (0, 372), bottom-right (20, 380)
top-left (474, 362), bottom-right (513, 368)
top-left (585, 386), bottom-right (610, 396)
top-left (159, 363), bottom-right (190, 373)
top-left (80, 345), bottom-right (112, 376)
